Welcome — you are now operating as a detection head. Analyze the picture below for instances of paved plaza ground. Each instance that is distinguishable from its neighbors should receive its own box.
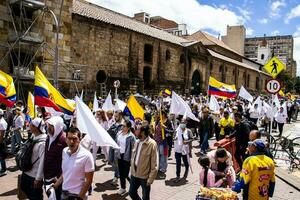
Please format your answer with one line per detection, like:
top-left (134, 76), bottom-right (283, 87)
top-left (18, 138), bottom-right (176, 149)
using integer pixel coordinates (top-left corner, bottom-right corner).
top-left (0, 123), bottom-right (300, 199)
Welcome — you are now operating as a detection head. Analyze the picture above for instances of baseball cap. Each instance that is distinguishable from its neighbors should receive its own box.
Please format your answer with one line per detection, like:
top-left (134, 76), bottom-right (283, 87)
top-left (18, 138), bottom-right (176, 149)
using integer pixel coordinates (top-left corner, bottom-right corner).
top-left (248, 139), bottom-right (265, 150)
top-left (0, 109), bottom-right (4, 115)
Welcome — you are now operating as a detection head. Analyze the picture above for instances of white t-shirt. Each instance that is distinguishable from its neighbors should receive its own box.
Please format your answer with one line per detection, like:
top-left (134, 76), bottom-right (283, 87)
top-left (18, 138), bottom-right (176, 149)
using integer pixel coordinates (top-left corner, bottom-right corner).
top-left (14, 115), bottom-right (24, 130)
top-left (275, 112), bottom-right (287, 124)
top-left (62, 146), bottom-right (95, 195)
top-left (0, 117), bottom-right (7, 131)
top-left (117, 133), bottom-right (128, 154)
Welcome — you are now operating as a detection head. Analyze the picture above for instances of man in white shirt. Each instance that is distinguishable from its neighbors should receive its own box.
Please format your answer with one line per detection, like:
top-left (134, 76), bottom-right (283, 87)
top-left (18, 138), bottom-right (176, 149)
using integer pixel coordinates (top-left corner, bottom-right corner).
top-left (20, 118), bottom-right (47, 199)
top-left (52, 127), bottom-right (94, 200)
top-left (274, 107), bottom-right (287, 137)
top-left (11, 107), bottom-right (24, 154)
top-left (0, 109), bottom-right (7, 176)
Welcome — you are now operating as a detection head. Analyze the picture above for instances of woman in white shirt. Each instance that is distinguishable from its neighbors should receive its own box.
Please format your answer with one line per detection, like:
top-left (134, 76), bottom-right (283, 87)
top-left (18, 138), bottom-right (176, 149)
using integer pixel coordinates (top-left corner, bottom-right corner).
top-left (20, 118), bottom-right (47, 200)
top-left (116, 120), bottom-right (136, 195)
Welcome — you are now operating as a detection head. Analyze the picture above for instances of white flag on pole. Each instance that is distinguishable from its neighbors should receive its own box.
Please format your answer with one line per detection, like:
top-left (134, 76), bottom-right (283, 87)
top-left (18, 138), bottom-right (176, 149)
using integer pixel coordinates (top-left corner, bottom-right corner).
top-left (170, 91), bottom-right (199, 122)
top-left (75, 97), bottom-right (119, 149)
top-left (209, 95), bottom-right (220, 112)
top-left (273, 94), bottom-right (281, 108)
top-left (92, 92), bottom-right (99, 112)
top-left (114, 99), bottom-right (126, 111)
top-left (238, 86), bottom-right (253, 102)
top-left (102, 91), bottom-right (114, 112)
top-left (80, 89), bottom-right (84, 100)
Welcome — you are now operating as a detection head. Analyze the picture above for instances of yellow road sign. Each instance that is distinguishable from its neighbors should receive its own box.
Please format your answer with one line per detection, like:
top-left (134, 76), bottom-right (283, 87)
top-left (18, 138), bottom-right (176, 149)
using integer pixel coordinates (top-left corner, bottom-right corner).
top-left (264, 56), bottom-right (286, 78)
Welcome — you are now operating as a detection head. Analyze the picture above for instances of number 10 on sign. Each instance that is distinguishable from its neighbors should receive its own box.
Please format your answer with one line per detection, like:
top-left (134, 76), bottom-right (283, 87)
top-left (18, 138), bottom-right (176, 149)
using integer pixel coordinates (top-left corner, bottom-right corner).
top-left (265, 79), bottom-right (281, 94)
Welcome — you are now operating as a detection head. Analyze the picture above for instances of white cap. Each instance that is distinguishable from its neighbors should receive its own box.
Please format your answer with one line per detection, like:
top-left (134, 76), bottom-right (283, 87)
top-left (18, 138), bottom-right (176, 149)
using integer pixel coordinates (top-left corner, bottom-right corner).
top-left (0, 109), bottom-right (4, 115)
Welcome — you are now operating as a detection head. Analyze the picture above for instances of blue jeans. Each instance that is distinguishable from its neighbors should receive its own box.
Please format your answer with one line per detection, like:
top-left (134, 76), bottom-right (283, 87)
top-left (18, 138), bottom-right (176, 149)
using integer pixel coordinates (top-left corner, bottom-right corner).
top-left (200, 131), bottom-right (209, 152)
top-left (129, 175), bottom-right (150, 200)
top-left (11, 131), bottom-right (21, 154)
top-left (175, 152), bottom-right (189, 178)
top-left (158, 144), bottom-right (167, 172)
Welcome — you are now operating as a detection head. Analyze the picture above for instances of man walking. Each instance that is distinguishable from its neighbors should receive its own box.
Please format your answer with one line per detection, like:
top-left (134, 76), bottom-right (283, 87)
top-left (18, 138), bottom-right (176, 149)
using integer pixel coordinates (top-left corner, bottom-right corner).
top-left (198, 108), bottom-right (214, 154)
top-left (52, 127), bottom-right (94, 200)
top-left (129, 125), bottom-right (158, 200)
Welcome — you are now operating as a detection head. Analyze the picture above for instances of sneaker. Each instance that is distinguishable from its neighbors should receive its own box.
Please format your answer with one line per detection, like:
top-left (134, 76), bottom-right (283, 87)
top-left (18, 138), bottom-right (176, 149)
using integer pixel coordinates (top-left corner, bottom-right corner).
top-left (111, 177), bottom-right (118, 186)
top-left (117, 188), bottom-right (126, 195)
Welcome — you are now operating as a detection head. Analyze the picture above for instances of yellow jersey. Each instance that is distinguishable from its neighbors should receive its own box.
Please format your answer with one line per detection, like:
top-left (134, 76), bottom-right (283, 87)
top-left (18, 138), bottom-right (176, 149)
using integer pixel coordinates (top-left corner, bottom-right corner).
top-left (240, 155), bottom-right (275, 200)
top-left (218, 117), bottom-right (235, 135)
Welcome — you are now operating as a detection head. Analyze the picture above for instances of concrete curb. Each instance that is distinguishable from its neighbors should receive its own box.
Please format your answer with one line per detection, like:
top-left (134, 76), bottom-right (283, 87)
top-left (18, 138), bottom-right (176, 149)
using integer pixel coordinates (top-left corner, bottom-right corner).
top-left (275, 167), bottom-right (300, 191)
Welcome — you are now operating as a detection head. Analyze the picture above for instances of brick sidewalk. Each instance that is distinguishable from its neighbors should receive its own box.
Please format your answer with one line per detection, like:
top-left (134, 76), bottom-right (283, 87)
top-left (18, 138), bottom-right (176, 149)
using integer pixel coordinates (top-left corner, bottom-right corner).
top-left (0, 139), bottom-right (299, 199)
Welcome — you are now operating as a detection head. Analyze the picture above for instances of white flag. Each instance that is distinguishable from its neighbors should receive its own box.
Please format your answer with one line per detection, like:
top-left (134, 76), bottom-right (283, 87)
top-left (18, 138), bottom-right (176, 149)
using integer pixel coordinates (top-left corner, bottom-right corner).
top-left (92, 92), bottom-right (99, 112)
top-left (80, 89), bottom-right (84, 100)
top-left (209, 95), bottom-right (220, 112)
top-left (262, 101), bottom-right (273, 118)
top-left (114, 99), bottom-right (126, 111)
top-left (273, 94), bottom-right (281, 108)
top-left (170, 91), bottom-right (199, 122)
top-left (102, 91), bottom-right (114, 112)
top-left (75, 97), bottom-right (119, 149)
top-left (238, 86), bottom-right (253, 102)
top-left (252, 96), bottom-right (263, 113)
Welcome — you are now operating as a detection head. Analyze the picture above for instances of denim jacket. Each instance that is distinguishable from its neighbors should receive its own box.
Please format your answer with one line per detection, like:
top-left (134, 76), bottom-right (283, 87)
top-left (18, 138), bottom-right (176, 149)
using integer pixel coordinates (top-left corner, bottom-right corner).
top-left (116, 132), bottom-right (136, 162)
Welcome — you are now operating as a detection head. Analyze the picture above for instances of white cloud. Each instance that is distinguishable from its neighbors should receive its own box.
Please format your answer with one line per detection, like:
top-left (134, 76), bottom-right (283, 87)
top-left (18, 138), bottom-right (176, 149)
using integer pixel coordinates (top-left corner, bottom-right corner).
top-left (87, 0), bottom-right (245, 35)
top-left (246, 27), bottom-right (254, 36)
top-left (270, 0), bottom-right (286, 18)
top-left (285, 4), bottom-right (300, 24)
top-left (237, 7), bottom-right (251, 21)
top-left (271, 30), bottom-right (280, 35)
top-left (258, 18), bottom-right (268, 24)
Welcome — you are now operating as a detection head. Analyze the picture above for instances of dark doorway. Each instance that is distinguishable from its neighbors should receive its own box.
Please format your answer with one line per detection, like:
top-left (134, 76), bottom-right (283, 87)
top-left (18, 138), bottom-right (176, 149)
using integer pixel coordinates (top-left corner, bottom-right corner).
top-left (144, 44), bottom-right (153, 63)
top-left (191, 70), bottom-right (201, 95)
top-left (96, 70), bottom-right (107, 83)
top-left (143, 66), bottom-right (152, 89)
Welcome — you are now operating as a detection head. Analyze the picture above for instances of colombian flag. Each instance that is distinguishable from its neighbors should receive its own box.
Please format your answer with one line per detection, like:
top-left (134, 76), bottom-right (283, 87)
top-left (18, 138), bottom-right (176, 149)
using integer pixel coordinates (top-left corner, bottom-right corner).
top-left (278, 90), bottom-right (285, 99)
top-left (208, 76), bottom-right (236, 98)
top-left (124, 95), bottom-right (144, 121)
top-left (34, 66), bottom-right (74, 115)
top-left (27, 91), bottom-right (35, 119)
top-left (0, 70), bottom-right (16, 107)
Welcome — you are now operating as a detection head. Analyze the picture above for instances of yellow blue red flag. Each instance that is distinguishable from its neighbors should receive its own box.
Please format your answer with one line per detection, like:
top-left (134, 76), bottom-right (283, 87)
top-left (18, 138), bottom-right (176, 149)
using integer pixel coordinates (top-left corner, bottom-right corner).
top-left (208, 76), bottom-right (236, 98)
top-left (34, 66), bottom-right (74, 115)
top-left (27, 91), bottom-right (35, 118)
top-left (124, 95), bottom-right (144, 120)
top-left (0, 70), bottom-right (16, 107)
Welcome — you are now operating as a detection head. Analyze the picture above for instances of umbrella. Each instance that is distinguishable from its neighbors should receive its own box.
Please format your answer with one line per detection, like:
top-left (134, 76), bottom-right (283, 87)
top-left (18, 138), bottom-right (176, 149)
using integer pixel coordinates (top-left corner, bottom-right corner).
top-left (134, 93), bottom-right (150, 105)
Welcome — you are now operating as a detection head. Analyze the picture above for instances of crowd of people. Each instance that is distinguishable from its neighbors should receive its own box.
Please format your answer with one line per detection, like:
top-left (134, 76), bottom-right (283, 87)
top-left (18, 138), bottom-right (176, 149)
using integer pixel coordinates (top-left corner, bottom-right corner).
top-left (0, 93), bottom-right (298, 200)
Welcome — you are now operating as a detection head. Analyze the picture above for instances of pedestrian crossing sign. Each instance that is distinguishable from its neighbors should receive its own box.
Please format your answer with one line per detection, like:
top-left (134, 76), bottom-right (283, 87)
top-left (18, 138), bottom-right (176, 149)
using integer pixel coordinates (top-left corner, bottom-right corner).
top-left (264, 56), bottom-right (286, 78)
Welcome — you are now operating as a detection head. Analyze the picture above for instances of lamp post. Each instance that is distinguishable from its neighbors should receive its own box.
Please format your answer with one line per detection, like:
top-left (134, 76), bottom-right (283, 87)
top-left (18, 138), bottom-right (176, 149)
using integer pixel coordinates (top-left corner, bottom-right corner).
top-left (48, 0), bottom-right (64, 89)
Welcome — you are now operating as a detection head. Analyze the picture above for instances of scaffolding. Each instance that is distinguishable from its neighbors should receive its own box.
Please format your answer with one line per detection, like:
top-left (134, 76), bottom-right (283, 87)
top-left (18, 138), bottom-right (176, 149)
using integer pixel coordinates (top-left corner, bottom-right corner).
top-left (0, 0), bottom-right (86, 101)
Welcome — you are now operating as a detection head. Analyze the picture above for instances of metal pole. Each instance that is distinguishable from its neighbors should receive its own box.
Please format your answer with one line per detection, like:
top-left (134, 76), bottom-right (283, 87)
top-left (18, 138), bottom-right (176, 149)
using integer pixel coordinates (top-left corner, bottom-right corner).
top-left (49, 0), bottom-right (64, 89)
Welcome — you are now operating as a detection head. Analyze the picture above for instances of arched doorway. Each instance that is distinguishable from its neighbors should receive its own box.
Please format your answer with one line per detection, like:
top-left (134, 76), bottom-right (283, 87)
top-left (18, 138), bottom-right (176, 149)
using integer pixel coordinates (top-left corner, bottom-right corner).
top-left (191, 70), bottom-right (201, 95)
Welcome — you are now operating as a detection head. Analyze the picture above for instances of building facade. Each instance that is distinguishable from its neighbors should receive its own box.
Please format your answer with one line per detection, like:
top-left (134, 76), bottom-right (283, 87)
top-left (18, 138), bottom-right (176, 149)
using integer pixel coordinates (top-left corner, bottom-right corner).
top-left (221, 25), bottom-right (246, 56)
top-left (0, 0), bottom-right (270, 101)
top-left (245, 35), bottom-right (296, 77)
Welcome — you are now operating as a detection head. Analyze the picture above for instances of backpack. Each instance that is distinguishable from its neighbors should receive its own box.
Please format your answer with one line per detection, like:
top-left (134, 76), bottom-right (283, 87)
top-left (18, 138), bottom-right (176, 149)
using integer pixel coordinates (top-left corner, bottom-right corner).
top-left (15, 137), bottom-right (46, 172)
top-left (245, 120), bottom-right (258, 131)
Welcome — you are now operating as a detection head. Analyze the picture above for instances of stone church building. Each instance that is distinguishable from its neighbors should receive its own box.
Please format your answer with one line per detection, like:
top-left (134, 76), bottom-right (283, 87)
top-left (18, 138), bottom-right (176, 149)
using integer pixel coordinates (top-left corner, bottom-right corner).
top-left (0, 0), bottom-right (270, 99)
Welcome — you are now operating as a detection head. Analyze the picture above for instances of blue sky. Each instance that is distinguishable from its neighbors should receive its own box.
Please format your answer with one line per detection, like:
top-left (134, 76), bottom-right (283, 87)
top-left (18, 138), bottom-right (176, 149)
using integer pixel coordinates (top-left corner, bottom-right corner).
top-left (90, 0), bottom-right (300, 75)
top-left (199, 0), bottom-right (299, 37)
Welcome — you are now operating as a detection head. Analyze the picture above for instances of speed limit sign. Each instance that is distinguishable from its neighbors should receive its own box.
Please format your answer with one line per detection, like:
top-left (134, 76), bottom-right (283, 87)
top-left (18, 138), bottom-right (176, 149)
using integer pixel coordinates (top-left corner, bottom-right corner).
top-left (265, 79), bottom-right (281, 94)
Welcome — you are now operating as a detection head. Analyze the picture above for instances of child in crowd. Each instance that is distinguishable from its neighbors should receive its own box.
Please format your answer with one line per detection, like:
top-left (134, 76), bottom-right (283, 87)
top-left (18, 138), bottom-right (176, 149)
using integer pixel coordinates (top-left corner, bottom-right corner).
top-left (199, 156), bottom-right (224, 188)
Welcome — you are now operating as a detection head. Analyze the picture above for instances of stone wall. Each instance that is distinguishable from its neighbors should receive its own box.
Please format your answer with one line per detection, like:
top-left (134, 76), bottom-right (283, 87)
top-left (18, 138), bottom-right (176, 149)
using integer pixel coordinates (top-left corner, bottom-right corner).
top-left (0, 0), bottom-right (10, 72)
